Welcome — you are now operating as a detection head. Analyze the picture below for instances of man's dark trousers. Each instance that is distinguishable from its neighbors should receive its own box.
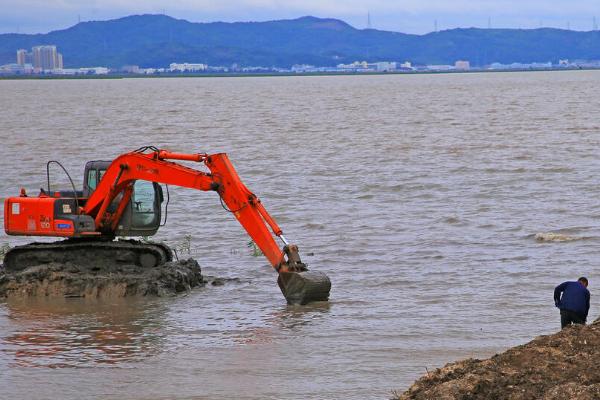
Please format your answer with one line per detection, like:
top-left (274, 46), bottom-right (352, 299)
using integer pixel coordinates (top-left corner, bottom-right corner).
top-left (560, 309), bottom-right (585, 328)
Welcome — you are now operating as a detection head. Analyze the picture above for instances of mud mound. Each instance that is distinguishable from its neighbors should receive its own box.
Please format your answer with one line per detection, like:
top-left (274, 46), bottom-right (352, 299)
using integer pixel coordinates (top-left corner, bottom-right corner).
top-left (534, 232), bottom-right (581, 242)
top-left (395, 321), bottom-right (600, 400)
top-left (0, 259), bottom-right (204, 299)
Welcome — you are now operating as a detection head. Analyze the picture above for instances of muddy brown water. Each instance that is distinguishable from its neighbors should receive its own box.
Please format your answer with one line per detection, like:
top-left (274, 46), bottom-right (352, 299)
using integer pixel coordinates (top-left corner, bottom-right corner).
top-left (1, 71), bottom-right (600, 399)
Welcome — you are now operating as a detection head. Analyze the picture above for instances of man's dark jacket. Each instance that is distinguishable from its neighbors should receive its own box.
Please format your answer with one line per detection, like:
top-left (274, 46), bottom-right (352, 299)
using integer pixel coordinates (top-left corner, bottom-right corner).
top-left (554, 281), bottom-right (590, 320)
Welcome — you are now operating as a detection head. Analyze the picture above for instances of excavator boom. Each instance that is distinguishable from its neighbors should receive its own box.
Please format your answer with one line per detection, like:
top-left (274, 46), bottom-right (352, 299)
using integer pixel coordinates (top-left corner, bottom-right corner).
top-left (3, 147), bottom-right (331, 305)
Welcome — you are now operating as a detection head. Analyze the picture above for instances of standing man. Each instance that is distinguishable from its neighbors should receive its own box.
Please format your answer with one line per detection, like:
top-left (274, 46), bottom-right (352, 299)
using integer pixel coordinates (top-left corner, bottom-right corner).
top-left (554, 277), bottom-right (590, 329)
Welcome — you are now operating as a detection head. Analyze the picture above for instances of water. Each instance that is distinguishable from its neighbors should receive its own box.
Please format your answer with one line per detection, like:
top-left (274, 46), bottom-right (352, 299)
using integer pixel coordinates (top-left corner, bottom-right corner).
top-left (1, 71), bottom-right (600, 399)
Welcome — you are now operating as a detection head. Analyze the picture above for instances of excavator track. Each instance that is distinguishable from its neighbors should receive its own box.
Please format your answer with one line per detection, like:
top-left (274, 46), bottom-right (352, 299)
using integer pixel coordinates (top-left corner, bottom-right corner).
top-left (2, 239), bottom-right (172, 272)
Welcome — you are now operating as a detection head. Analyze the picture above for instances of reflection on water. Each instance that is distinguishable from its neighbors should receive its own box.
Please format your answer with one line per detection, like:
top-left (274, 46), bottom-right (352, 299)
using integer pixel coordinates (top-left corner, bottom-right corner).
top-left (231, 303), bottom-right (331, 345)
top-left (2, 298), bottom-right (166, 367)
top-left (267, 302), bottom-right (332, 332)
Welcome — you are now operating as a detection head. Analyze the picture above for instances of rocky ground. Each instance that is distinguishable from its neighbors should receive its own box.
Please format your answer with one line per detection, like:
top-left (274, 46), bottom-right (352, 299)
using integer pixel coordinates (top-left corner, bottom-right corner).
top-left (395, 320), bottom-right (600, 400)
top-left (0, 258), bottom-right (206, 299)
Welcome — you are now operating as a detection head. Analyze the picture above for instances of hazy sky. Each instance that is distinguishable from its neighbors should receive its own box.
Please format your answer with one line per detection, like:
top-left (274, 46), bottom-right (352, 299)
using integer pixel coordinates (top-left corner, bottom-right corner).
top-left (1, 0), bottom-right (600, 34)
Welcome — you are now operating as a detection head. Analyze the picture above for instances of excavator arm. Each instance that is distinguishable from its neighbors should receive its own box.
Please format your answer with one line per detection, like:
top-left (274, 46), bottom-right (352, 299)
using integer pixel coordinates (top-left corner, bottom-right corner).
top-left (83, 148), bottom-right (331, 304)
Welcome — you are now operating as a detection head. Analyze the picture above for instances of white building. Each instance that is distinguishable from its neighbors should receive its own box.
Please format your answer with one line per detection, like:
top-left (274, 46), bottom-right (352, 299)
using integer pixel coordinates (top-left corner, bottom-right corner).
top-left (53, 68), bottom-right (78, 75)
top-left (455, 60), bottom-right (470, 70)
top-left (122, 65), bottom-right (140, 73)
top-left (489, 62), bottom-right (553, 70)
top-left (80, 67), bottom-right (109, 75)
top-left (0, 63), bottom-right (25, 74)
top-left (32, 45), bottom-right (63, 70)
top-left (291, 64), bottom-right (315, 73)
top-left (169, 63), bottom-right (207, 72)
top-left (374, 61), bottom-right (397, 72)
top-left (53, 67), bottom-right (109, 75)
top-left (426, 65), bottom-right (454, 71)
top-left (16, 49), bottom-right (28, 65)
top-left (337, 61), bottom-right (370, 71)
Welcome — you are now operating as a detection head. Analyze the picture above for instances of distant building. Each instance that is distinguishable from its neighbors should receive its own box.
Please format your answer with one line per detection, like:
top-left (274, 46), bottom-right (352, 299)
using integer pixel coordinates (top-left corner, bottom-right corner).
top-left (17, 46), bottom-right (63, 70)
top-left (122, 65), bottom-right (140, 73)
top-left (489, 61), bottom-right (552, 70)
top-left (455, 60), bottom-right (470, 70)
top-left (374, 61), bottom-right (396, 72)
top-left (0, 63), bottom-right (25, 74)
top-left (1, 61), bottom-right (34, 74)
top-left (16, 49), bottom-right (28, 65)
top-left (335, 60), bottom-right (398, 72)
top-left (530, 62), bottom-right (552, 69)
top-left (292, 64), bottom-right (316, 73)
top-left (426, 64), bottom-right (454, 71)
top-left (570, 59), bottom-right (600, 68)
top-left (32, 45), bottom-right (63, 70)
top-left (53, 67), bottom-right (109, 75)
top-left (80, 67), bottom-right (109, 75)
top-left (52, 69), bottom-right (78, 75)
top-left (337, 61), bottom-right (370, 71)
top-left (169, 63), bottom-right (207, 72)
top-left (16, 49), bottom-right (36, 66)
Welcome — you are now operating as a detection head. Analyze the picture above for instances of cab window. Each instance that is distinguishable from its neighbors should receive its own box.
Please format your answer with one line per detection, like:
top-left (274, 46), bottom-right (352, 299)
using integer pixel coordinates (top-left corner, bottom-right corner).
top-left (86, 169), bottom-right (105, 193)
top-left (132, 181), bottom-right (157, 227)
top-left (87, 169), bottom-right (98, 191)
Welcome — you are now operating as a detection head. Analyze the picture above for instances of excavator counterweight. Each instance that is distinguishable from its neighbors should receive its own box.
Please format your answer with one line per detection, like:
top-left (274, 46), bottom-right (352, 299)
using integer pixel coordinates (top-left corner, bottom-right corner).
top-left (2, 147), bottom-right (331, 305)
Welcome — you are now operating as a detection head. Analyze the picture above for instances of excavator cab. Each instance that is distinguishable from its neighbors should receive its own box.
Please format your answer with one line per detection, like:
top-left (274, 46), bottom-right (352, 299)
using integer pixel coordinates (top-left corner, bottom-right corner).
top-left (83, 161), bottom-right (163, 237)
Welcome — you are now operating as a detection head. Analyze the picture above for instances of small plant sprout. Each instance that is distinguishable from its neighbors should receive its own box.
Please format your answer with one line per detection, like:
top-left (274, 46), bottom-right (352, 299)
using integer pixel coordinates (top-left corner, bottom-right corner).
top-left (247, 240), bottom-right (263, 257)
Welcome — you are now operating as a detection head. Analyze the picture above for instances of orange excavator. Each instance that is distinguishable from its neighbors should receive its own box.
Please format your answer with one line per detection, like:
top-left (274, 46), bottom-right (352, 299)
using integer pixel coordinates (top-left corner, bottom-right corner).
top-left (2, 146), bottom-right (331, 305)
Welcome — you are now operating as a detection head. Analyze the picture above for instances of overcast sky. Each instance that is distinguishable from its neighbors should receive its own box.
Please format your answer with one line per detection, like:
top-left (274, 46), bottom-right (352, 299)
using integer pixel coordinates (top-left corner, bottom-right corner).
top-left (1, 0), bottom-right (600, 34)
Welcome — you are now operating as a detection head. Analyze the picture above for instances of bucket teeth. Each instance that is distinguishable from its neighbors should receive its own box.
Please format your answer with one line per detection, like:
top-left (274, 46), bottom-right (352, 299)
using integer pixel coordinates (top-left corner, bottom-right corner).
top-left (277, 270), bottom-right (331, 305)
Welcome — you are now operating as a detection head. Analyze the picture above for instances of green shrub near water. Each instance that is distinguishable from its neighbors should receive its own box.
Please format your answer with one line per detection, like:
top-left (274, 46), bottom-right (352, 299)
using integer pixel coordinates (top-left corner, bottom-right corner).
top-left (176, 234), bottom-right (193, 256)
top-left (247, 240), bottom-right (263, 257)
top-left (166, 235), bottom-right (263, 259)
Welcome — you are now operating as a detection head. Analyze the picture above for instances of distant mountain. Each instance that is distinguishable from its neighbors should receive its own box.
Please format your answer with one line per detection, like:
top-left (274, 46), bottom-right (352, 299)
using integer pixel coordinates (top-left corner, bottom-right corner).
top-left (1, 14), bottom-right (599, 68)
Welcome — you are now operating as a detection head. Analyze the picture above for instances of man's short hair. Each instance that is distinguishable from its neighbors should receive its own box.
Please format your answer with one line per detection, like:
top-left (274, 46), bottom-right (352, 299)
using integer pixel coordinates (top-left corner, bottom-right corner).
top-left (578, 277), bottom-right (589, 285)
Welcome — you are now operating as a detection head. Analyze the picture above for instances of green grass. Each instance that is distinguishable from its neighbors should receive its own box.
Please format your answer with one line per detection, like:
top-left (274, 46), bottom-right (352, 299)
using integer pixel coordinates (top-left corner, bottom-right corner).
top-left (247, 240), bottom-right (263, 257)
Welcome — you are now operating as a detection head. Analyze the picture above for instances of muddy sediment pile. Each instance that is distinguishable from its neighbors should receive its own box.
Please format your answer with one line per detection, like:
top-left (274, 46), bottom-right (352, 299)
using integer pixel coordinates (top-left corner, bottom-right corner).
top-left (395, 321), bottom-right (600, 399)
top-left (0, 258), bottom-right (205, 299)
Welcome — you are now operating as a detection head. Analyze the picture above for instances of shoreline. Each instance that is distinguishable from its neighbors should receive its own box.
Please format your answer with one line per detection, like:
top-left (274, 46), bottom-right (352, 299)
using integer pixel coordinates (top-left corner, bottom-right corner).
top-left (394, 319), bottom-right (600, 399)
top-left (1, 66), bottom-right (598, 80)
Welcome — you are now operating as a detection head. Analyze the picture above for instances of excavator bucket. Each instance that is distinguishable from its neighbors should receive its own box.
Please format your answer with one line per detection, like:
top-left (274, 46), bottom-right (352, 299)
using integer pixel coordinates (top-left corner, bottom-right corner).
top-left (278, 270), bottom-right (331, 305)
top-left (276, 245), bottom-right (331, 305)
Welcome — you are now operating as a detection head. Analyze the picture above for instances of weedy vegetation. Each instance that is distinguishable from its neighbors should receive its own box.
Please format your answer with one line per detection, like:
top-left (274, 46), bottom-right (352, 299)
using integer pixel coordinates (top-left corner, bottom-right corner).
top-left (173, 234), bottom-right (193, 259)
top-left (247, 240), bottom-right (263, 257)
top-left (0, 243), bottom-right (10, 263)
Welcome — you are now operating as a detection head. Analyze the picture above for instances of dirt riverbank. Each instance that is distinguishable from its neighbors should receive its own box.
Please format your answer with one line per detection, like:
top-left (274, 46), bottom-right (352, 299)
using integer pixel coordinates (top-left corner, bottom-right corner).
top-left (0, 258), bottom-right (205, 299)
top-left (395, 320), bottom-right (600, 399)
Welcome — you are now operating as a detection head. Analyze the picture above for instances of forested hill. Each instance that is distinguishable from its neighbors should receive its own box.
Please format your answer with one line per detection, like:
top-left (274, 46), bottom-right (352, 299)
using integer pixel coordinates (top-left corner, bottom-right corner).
top-left (1, 14), bottom-right (599, 68)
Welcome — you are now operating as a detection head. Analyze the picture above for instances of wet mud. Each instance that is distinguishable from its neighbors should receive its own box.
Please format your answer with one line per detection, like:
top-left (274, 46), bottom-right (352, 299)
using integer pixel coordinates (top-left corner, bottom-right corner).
top-left (534, 232), bottom-right (582, 242)
top-left (395, 319), bottom-right (600, 400)
top-left (0, 258), bottom-right (205, 299)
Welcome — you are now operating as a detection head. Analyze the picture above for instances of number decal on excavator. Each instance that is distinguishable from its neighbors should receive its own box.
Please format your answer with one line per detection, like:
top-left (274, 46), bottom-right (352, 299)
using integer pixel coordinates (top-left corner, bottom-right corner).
top-left (40, 215), bottom-right (51, 229)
